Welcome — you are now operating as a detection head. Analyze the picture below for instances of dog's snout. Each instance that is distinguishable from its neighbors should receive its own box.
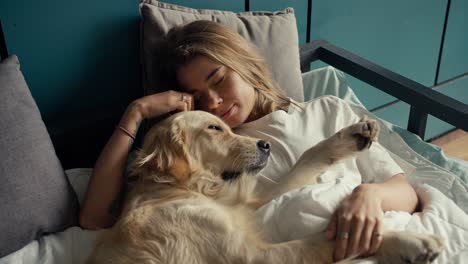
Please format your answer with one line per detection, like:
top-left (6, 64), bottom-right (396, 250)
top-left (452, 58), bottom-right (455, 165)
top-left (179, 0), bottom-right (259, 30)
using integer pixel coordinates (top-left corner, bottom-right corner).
top-left (257, 140), bottom-right (270, 153)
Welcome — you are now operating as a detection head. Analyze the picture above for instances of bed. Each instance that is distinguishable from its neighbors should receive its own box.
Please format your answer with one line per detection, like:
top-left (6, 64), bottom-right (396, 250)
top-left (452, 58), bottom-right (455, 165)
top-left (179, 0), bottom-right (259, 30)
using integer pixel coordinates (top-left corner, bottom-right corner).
top-left (1, 5), bottom-right (468, 263)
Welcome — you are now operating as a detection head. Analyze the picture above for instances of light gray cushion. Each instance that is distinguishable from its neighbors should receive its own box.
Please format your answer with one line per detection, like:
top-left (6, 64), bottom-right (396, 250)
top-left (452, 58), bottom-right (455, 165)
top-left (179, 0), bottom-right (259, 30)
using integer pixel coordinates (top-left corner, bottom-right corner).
top-left (139, 0), bottom-right (304, 102)
top-left (0, 55), bottom-right (78, 257)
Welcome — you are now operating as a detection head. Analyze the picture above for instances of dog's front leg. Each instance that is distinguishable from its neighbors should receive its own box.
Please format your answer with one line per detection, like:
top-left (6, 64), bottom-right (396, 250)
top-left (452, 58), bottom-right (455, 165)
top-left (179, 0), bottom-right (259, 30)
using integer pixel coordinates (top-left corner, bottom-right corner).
top-left (372, 231), bottom-right (444, 264)
top-left (263, 117), bottom-right (380, 201)
top-left (251, 231), bottom-right (444, 264)
top-left (251, 236), bottom-right (335, 264)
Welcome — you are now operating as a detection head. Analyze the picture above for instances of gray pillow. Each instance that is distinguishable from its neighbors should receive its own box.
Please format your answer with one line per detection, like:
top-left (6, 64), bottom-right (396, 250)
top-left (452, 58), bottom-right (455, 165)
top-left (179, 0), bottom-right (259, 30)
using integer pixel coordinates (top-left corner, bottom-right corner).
top-left (0, 55), bottom-right (78, 257)
top-left (139, 0), bottom-right (304, 102)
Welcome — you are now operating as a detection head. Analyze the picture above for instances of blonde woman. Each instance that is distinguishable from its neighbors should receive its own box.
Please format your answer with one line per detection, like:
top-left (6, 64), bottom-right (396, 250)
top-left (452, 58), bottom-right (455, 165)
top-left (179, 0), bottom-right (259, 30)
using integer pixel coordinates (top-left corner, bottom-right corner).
top-left (79, 20), bottom-right (419, 262)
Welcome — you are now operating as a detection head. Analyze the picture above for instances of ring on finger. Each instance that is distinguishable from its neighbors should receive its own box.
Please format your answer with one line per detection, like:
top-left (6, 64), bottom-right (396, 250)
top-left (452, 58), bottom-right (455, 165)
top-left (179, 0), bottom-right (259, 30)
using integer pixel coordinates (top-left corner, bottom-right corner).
top-left (181, 94), bottom-right (187, 102)
top-left (337, 231), bottom-right (349, 240)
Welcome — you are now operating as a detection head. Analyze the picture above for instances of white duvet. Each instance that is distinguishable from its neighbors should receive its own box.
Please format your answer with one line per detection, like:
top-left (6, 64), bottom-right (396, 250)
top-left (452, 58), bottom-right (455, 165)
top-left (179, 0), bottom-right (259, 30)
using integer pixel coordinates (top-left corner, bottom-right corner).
top-left (2, 69), bottom-right (467, 264)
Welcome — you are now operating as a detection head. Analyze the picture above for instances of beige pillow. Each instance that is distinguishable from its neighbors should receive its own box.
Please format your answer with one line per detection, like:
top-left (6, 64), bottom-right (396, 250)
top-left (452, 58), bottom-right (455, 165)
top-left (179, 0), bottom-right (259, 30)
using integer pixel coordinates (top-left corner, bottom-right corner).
top-left (139, 0), bottom-right (304, 102)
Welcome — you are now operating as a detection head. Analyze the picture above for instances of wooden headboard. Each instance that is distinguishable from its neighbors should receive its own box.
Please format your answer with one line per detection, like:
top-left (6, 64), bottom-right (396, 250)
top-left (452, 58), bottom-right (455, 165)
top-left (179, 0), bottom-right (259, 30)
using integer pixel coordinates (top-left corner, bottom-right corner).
top-left (2, 19), bottom-right (467, 170)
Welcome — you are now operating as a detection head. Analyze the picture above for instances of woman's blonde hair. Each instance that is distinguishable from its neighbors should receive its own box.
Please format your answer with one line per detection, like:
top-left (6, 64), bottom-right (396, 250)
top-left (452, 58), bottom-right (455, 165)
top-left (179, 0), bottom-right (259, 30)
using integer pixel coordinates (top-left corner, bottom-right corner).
top-left (156, 20), bottom-right (292, 118)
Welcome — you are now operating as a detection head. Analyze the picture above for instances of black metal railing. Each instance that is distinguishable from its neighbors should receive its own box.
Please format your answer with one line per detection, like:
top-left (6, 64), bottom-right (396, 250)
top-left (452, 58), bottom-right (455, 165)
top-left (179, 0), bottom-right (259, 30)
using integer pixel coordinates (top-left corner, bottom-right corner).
top-left (299, 40), bottom-right (468, 139)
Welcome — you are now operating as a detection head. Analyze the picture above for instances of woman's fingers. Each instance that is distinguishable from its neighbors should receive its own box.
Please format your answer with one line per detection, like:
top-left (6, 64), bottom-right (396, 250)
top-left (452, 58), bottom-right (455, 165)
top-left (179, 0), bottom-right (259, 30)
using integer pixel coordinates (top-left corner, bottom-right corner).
top-left (334, 213), bottom-right (352, 261)
top-left (173, 92), bottom-right (194, 113)
top-left (358, 218), bottom-right (377, 257)
top-left (186, 93), bottom-right (194, 110)
top-left (345, 216), bottom-right (366, 258)
top-left (367, 218), bottom-right (384, 255)
top-left (181, 92), bottom-right (194, 111)
top-left (326, 212), bottom-right (337, 240)
top-left (131, 90), bottom-right (193, 119)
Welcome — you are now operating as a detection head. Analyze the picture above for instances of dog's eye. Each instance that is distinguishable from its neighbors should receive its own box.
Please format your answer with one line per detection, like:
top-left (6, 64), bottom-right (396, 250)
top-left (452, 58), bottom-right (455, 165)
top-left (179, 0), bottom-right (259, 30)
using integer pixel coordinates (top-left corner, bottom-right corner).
top-left (208, 125), bottom-right (223, 132)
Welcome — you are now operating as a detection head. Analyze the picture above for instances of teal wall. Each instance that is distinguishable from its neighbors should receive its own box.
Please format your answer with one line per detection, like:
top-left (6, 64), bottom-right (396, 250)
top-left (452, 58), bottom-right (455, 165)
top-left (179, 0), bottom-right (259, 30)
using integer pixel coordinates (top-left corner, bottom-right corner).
top-left (439, 0), bottom-right (467, 82)
top-left (308, 0), bottom-right (467, 140)
top-left (0, 0), bottom-right (141, 125)
top-left (310, 0), bottom-right (446, 108)
top-left (0, 0), bottom-right (466, 139)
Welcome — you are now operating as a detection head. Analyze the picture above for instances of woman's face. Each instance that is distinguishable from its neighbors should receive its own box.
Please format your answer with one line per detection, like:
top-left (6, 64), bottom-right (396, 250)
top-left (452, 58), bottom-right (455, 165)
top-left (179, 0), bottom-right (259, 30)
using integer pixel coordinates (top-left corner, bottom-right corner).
top-left (177, 55), bottom-right (256, 128)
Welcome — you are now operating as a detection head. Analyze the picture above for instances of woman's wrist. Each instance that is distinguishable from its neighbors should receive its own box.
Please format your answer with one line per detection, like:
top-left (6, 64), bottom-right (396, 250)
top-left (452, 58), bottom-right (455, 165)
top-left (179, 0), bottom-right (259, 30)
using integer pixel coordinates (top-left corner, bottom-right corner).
top-left (118, 101), bottom-right (144, 135)
top-left (353, 183), bottom-right (383, 208)
top-left (126, 100), bottom-right (145, 121)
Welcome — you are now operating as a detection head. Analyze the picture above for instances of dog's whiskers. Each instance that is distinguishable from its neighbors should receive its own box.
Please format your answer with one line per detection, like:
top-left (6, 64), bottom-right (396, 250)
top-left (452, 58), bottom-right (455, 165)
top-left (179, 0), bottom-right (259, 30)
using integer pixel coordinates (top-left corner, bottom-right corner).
top-left (228, 153), bottom-right (242, 172)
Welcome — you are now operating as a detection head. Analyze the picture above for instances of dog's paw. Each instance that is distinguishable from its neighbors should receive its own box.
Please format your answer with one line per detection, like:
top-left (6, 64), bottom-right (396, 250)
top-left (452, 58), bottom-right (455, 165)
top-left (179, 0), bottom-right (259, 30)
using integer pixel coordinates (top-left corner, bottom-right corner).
top-left (345, 116), bottom-right (380, 151)
top-left (322, 117), bottom-right (381, 162)
top-left (377, 231), bottom-right (444, 264)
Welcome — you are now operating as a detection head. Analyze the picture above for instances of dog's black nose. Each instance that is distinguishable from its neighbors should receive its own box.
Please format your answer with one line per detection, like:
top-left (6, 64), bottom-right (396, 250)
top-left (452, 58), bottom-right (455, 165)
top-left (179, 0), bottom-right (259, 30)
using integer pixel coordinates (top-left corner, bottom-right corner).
top-left (257, 140), bottom-right (270, 154)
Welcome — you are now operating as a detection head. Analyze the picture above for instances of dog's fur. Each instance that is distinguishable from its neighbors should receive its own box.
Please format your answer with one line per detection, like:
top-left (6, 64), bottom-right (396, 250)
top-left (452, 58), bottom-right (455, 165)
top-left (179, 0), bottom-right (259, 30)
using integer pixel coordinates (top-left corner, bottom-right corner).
top-left (87, 111), bottom-right (443, 264)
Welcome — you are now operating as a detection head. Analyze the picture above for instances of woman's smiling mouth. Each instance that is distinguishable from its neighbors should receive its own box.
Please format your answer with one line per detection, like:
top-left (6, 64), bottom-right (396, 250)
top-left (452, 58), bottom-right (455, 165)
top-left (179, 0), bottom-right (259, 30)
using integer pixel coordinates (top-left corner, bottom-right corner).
top-left (221, 104), bottom-right (236, 121)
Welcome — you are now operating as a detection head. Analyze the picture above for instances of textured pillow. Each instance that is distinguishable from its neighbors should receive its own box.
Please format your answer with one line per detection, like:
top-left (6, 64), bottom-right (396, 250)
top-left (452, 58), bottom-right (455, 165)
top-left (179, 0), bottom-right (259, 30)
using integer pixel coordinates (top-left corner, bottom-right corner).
top-left (0, 55), bottom-right (78, 257)
top-left (139, 0), bottom-right (304, 102)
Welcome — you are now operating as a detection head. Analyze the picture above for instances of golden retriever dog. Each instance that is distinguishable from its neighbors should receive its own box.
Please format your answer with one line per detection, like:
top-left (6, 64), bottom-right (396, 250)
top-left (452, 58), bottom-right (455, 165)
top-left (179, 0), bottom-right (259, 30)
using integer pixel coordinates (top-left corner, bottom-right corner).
top-left (87, 111), bottom-right (443, 264)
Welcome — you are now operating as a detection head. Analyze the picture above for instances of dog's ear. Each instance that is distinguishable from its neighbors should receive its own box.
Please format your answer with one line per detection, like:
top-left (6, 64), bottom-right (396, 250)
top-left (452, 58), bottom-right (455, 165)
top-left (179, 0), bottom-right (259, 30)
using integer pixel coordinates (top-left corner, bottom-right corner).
top-left (167, 158), bottom-right (190, 182)
top-left (131, 118), bottom-right (191, 183)
top-left (167, 119), bottom-right (191, 182)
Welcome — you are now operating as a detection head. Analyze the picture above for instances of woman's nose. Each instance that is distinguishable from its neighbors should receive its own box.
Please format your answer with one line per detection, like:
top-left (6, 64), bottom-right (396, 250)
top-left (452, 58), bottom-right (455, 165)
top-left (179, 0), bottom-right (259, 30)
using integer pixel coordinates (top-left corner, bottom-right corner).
top-left (205, 90), bottom-right (222, 111)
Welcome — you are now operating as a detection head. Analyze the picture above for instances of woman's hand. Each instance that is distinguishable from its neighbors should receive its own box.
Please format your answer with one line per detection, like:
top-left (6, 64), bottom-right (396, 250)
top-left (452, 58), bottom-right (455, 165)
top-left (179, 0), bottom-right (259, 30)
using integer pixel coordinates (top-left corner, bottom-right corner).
top-left (326, 184), bottom-right (384, 261)
top-left (127, 90), bottom-right (195, 121)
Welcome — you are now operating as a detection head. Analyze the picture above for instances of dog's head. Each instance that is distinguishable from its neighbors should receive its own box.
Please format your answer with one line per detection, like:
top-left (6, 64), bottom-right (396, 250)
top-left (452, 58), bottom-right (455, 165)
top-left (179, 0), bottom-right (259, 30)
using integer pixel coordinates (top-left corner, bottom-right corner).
top-left (131, 111), bottom-right (270, 195)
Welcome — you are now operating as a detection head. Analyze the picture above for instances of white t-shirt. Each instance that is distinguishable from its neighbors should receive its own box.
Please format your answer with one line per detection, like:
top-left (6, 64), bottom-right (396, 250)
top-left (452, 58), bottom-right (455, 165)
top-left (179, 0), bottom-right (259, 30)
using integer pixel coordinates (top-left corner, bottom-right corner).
top-left (235, 95), bottom-right (404, 191)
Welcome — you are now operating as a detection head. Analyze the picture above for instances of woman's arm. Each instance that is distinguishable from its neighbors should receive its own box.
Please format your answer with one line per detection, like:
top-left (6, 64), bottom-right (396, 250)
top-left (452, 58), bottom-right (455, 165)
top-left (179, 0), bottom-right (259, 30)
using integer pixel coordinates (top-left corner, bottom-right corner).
top-left (79, 105), bottom-right (142, 229)
top-left (327, 173), bottom-right (418, 261)
top-left (79, 91), bottom-right (194, 230)
top-left (366, 173), bottom-right (418, 213)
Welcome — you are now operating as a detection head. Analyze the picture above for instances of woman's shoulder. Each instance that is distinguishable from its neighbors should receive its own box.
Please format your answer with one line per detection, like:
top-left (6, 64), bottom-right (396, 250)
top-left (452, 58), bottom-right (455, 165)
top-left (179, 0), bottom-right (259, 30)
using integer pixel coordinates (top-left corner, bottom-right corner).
top-left (238, 95), bottom-right (352, 131)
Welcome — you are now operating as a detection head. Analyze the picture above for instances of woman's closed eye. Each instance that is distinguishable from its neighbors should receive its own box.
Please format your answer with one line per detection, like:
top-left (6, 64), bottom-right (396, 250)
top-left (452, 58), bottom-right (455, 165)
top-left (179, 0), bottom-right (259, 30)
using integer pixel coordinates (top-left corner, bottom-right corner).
top-left (214, 76), bottom-right (225, 86)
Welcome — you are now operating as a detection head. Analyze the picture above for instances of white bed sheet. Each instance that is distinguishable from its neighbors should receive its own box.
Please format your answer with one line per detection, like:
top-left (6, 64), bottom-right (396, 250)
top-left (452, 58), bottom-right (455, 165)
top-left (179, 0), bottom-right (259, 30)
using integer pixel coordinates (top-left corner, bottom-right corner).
top-left (0, 168), bottom-right (96, 264)
top-left (2, 68), bottom-right (467, 264)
